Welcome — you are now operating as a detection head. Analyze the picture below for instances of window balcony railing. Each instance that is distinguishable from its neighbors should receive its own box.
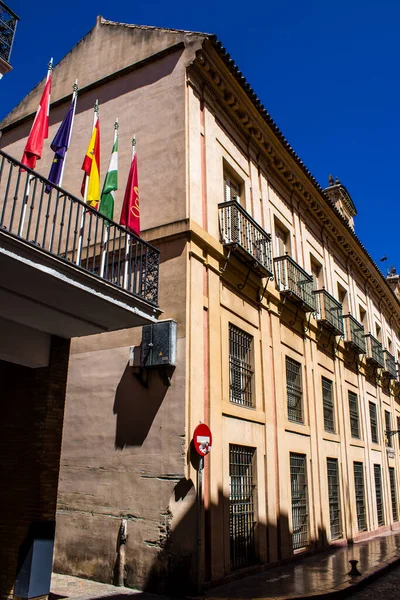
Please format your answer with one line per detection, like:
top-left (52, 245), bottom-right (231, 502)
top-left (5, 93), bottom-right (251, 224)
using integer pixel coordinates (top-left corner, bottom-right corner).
top-left (218, 200), bottom-right (273, 278)
top-left (0, 150), bottom-right (160, 306)
top-left (313, 289), bottom-right (344, 336)
top-left (274, 254), bottom-right (316, 312)
top-left (0, 1), bottom-right (19, 64)
top-left (382, 350), bottom-right (397, 379)
top-left (364, 334), bottom-right (385, 368)
top-left (343, 315), bottom-right (366, 354)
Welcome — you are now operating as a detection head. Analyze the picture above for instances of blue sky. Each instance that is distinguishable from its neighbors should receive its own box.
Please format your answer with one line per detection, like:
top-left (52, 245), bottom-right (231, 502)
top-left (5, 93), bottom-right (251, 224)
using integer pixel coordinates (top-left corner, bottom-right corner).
top-left (2, 0), bottom-right (399, 275)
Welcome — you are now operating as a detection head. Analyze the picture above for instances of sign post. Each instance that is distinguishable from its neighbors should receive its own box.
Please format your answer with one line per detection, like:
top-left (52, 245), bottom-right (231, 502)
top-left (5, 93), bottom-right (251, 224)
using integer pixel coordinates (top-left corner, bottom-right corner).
top-left (193, 423), bottom-right (212, 593)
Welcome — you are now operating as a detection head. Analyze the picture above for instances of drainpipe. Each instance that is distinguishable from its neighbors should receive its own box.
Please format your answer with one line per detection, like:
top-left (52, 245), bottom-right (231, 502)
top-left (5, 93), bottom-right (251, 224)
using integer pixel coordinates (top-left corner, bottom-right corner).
top-left (117, 518), bottom-right (127, 586)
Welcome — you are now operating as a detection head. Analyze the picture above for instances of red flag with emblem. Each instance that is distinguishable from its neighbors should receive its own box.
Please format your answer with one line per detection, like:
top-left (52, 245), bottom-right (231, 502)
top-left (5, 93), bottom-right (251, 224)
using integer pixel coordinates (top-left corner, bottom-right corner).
top-left (120, 139), bottom-right (140, 236)
top-left (21, 68), bottom-right (52, 170)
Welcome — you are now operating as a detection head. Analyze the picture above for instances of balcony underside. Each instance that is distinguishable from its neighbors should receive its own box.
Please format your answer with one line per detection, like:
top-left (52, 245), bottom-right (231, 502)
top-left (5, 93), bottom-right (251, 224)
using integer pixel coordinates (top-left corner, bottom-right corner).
top-left (316, 317), bottom-right (344, 337)
top-left (0, 231), bottom-right (161, 340)
top-left (223, 241), bottom-right (273, 278)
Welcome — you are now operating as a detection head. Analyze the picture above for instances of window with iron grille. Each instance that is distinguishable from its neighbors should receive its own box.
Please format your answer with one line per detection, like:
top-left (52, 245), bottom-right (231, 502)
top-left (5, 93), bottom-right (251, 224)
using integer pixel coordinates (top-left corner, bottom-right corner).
top-left (385, 411), bottom-right (392, 447)
top-left (327, 458), bottom-right (341, 540)
top-left (389, 467), bottom-right (398, 522)
top-left (286, 358), bottom-right (303, 424)
top-left (322, 378), bottom-right (335, 433)
top-left (229, 324), bottom-right (254, 408)
top-left (290, 453), bottom-right (309, 550)
top-left (224, 172), bottom-right (241, 203)
top-left (229, 445), bottom-right (257, 570)
top-left (348, 392), bottom-right (360, 439)
top-left (397, 416), bottom-right (400, 444)
top-left (374, 464), bottom-right (384, 526)
top-left (369, 402), bottom-right (378, 444)
top-left (353, 462), bottom-right (366, 532)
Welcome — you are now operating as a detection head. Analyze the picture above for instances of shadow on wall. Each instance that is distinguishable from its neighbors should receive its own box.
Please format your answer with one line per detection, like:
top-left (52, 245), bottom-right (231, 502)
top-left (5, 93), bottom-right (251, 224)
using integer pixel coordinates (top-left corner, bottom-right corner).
top-left (113, 362), bottom-right (173, 449)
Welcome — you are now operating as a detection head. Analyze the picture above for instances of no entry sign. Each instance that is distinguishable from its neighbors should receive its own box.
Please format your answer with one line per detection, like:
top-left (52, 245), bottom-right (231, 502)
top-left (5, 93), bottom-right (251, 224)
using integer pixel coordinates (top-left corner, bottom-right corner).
top-left (193, 423), bottom-right (212, 456)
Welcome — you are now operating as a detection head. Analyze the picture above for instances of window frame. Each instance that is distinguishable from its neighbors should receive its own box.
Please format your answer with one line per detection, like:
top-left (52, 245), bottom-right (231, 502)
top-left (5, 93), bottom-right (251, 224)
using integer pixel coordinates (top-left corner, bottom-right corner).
top-left (286, 357), bottom-right (303, 424)
top-left (322, 377), bottom-right (335, 433)
top-left (229, 323), bottom-right (254, 409)
top-left (348, 391), bottom-right (361, 439)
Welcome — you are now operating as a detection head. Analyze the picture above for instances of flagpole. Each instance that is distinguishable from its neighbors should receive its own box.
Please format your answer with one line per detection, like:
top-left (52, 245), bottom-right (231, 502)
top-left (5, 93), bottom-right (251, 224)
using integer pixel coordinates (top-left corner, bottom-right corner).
top-left (100, 118), bottom-right (118, 278)
top-left (19, 58), bottom-right (53, 238)
top-left (58, 79), bottom-right (78, 189)
top-left (48, 80), bottom-right (78, 251)
top-left (123, 136), bottom-right (136, 290)
top-left (77, 99), bottom-right (98, 266)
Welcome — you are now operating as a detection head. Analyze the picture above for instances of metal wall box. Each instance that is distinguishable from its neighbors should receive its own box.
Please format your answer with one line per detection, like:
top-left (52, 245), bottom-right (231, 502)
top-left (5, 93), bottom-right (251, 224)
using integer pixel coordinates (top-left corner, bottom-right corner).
top-left (141, 319), bottom-right (177, 368)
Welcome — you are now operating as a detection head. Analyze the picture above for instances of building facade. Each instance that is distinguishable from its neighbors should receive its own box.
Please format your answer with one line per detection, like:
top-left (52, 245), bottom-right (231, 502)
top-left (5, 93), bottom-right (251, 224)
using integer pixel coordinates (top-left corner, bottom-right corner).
top-left (1, 16), bottom-right (400, 595)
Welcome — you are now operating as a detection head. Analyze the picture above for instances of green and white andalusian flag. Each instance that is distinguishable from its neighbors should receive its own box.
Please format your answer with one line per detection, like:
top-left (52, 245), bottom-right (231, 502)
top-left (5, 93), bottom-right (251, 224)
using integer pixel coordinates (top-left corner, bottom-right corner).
top-left (99, 135), bottom-right (118, 221)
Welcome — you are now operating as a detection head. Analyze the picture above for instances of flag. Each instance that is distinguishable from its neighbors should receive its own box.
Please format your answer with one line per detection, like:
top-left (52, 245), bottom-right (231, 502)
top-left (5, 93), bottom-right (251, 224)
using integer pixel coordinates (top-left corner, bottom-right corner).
top-left (81, 116), bottom-right (100, 208)
top-left (45, 96), bottom-right (76, 193)
top-left (99, 136), bottom-right (118, 221)
top-left (120, 143), bottom-right (140, 236)
top-left (21, 74), bottom-right (52, 170)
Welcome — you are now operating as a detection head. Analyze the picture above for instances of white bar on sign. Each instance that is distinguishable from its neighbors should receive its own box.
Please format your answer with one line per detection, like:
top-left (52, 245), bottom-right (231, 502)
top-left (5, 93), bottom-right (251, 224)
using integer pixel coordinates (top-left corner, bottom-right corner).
top-left (197, 436), bottom-right (210, 444)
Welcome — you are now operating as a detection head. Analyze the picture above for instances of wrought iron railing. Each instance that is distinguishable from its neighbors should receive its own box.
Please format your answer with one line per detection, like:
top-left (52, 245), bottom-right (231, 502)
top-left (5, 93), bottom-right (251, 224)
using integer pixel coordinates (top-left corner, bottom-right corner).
top-left (0, 1), bottom-right (18, 64)
top-left (0, 150), bottom-right (159, 306)
top-left (314, 289), bottom-right (344, 335)
top-left (274, 255), bottom-right (315, 312)
top-left (365, 334), bottom-right (385, 368)
top-left (343, 315), bottom-right (366, 354)
top-left (218, 200), bottom-right (273, 277)
top-left (383, 350), bottom-right (397, 379)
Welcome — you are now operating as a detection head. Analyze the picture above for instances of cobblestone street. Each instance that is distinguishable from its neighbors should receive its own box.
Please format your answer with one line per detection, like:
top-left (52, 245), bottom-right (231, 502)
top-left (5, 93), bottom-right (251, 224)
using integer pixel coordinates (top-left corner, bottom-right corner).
top-left (349, 563), bottom-right (400, 599)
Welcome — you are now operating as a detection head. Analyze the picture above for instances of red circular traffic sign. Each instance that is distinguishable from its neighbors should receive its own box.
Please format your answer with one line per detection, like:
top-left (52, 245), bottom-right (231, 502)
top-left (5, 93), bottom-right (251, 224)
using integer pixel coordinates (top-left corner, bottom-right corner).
top-left (193, 424), bottom-right (212, 456)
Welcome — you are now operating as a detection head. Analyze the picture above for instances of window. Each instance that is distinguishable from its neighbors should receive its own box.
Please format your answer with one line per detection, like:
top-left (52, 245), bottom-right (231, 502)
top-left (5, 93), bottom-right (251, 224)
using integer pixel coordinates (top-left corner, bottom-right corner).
top-left (322, 377), bottom-right (335, 433)
top-left (397, 415), bottom-right (400, 441)
top-left (376, 324), bottom-right (382, 342)
top-left (229, 324), bottom-right (254, 408)
top-left (327, 458), bottom-right (341, 540)
top-left (348, 392), bottom-right (360, 439)
top-left (286, 357), bottom-right (303, 423)
top-left (224, 171), bottom-right (241, 203)
top-left (359, 306), bottom-right (368, 331)
top-left (337, 283), bottom-right (349, 314)
top-left (389, 468), bottom-right (398, 522)
top-left (229, 445), bottom-right (257, 570)
top-left (274, 220), bottom-right (290, 257)
top-left (385, 410), bottom-right (392, 447)
top-left (374, 464), bottom-right (384, 526)
top-left (310, 256), bottom-right (323, 290)
top-left (290, 453), bottom-right (309, 550)
top-left (369, 402), bottom-right (378, 444)
top-left (353, 462), bottom-right (366, 532)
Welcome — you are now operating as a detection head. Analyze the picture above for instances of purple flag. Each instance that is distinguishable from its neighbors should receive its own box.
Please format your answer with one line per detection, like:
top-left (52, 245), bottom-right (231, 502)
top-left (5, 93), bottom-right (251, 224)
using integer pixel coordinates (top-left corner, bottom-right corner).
top-left (45, 97), bottom-right (75, 193)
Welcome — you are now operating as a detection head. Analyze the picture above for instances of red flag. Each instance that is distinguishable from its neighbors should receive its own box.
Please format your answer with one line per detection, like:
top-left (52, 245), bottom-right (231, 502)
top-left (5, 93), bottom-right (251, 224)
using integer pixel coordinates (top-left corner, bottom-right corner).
top-left (21, 74), bottom-right (52, 170)
top-left (120, 145), bottom-right (140, 236)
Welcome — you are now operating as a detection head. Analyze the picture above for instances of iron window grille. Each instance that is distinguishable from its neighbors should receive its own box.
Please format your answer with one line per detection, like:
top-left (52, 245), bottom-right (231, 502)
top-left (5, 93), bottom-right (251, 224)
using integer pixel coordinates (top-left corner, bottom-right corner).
top-left (229, 444), bottom-right (257, 570)
top-left (385, 411), bottom-right (392, 448)
top-left (286, 357), bottom-right (303, 424)
top-left (353, 462), bottom-right (366, 532)
top-left (290, 453), bottom-right (309, 550)
top-left (369, 402), bottom-right (379, 444)
top-left (322, 377), bottom-right (335, 433)
top-left (348, 391), bottom-right (360, 439)
top-left (327, 458), bottom-right (341, 540)
top-left (374, 464), bottom-right (384, 527)
top-left (389, 467), bottom-right (398, 522)
top-left (229, 324), bottom-right (254, 408)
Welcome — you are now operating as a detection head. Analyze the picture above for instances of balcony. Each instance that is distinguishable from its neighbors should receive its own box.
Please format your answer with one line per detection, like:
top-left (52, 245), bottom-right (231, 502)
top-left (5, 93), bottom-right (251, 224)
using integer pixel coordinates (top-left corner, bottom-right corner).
top-left (382, 350), bottom-right (397, 379)
top-left (0, 150), bottom-right (161, 342)
top-left (343, 315), bottom-right (366, 354)
top-left (365, 334), bottom-right (385, 368)
top-left (218, 200), bottom-right (273, 278)
top-left (314, 289), bottom-right (344, 336)
top-left (274, 255), bottom-right (316, 312)
top-left (0, 1), bottom-right (19, 75)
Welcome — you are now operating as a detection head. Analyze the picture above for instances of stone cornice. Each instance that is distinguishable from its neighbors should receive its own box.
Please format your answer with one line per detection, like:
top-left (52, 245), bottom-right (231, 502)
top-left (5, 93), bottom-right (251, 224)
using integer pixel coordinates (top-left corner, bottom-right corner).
top-left (190, 42), bottom-right (400, 331)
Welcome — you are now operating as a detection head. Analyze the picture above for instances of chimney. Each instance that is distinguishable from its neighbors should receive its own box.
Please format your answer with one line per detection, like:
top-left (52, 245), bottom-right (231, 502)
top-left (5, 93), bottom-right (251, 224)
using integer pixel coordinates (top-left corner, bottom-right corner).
top-left (324, 176), bottom-right (357, 231)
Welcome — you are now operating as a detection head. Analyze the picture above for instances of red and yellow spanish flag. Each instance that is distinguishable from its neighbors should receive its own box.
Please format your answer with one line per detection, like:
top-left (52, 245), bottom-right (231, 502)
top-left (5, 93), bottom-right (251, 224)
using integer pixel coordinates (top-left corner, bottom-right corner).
top-left (81, 116), bottom-right (100, 207)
